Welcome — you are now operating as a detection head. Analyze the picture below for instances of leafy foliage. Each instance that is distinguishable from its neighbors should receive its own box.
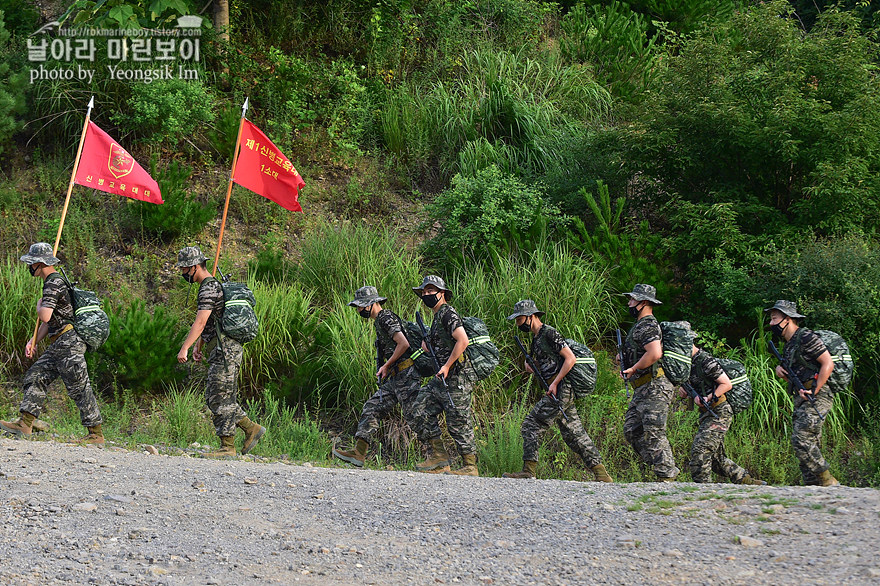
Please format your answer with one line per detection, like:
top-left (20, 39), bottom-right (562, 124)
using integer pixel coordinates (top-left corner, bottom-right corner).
top-left (112, 79), bottom-right (213, 145)
top-left (59, 0), bottom-right (195, 29)
top-left (0, 11), bottom-right (25, 156)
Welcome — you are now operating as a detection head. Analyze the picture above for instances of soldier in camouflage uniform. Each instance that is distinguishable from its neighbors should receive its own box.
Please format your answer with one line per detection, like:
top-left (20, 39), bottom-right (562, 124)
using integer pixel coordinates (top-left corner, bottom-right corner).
top-left (176, 247), bottom-right (265, 458)
top-left (620, 284), bottom-right (680, 481)
top-left (333, 286), bottom-right (423, 467)
top-left (410, 275), bottom-right (478, 476)
top-left (766, 300), bottom-right (839, 486)
top-left (1, 243), bottom-right (104, 444)
top-left (502, 300), bottom-right (612, 482)
top-left (682, 338), bottom-right (765, 485)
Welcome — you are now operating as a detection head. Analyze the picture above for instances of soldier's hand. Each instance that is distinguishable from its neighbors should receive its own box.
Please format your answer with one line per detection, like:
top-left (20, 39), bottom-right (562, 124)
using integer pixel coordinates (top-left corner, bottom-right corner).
top-left (798, 388), bottom-right (814, 400)
top-left (193, 347), bottom-right (203, 362)
top-left (25, 339), bottom-right (35, 359)
top-left (524, 362), bottom-right (533, 374)
top-left (177, 348), bottom-right (188, 363)
top-left (622, 367), bottom-right (634, 379)
top-left (677, 387), bottom-right (687, 399)
top-left (547, 382), bottom-right (558, 398)
top-left (421, 341), bottom-right (428, 353)
top-left (437, 364), bottom-right (450, 381)
top-left (377, 364), bottom-right (389, 380)
top-left (775, 365), bottom-right (789, 381)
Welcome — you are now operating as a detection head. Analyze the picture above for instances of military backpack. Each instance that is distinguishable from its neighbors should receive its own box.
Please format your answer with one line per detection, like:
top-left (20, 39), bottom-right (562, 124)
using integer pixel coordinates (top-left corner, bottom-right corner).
top-left (462, 316), bottom-right (499, 381)
top-left (402, 320), bottom-right (436, 377)
top-left (212, 274), bottom-right (259, 344)
top-left (563, 339), bottom-right (598, 398)
top-left (659, 321), bottom-right (696, 385)
top-left (55, 271), bottom-right (110, 353)
top-left (795, 329), bottom-right (854, 394)
top-left (715, 357), bottom-right (753, 415)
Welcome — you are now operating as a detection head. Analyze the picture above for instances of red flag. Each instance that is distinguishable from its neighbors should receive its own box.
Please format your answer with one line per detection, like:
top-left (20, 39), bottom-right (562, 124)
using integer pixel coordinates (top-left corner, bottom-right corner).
top-left (232, 119), bottom-right (305, 212)
top-left (74, 122), bottom-right (162, 204)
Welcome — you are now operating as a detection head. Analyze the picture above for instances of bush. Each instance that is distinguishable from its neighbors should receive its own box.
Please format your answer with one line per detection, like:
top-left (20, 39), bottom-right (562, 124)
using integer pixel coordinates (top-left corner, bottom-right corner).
top-left (113, 79), bottom-right (214, 145)
top-left (0, 11), bottom-right (25, 156)
top-left (90, 300), bottom-right (186, 396)
top-left (421, 165), bottom-right (562, 266)
top-left (0, 258), bottom-right (34, 377)
top-left (120, 159), bottom-right (214, 241)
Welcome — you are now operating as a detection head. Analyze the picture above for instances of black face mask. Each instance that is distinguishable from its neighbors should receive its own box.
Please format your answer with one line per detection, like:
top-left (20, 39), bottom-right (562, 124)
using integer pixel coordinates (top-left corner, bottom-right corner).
top-left (182, 268), bottom-right (195, 283)
top-left (359, 306), bottom-right (372, 319)
top-left (28, 265), bottom-right (38, 276)
top-left (628, 303), bottom-right (642, 319)
top-left (770, 321), bottom-right (787, 338)
top-left (518, 317), bottom-right (532, 333)
top-left (421, 293), bottom-right (440, 308)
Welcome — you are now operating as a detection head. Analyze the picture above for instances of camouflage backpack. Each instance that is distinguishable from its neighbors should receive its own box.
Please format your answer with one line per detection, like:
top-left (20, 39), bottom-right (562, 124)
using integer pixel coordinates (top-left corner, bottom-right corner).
top-left (797, 329), bottom-right (854, 394)
top-left (715, 357), bottom-right (753, 415)
top-left (402, 321), bottom-right (435, 377)
top-left (56, 271), bottom-right (110, 352)
top-left (563, 339), bottom-right (598, 399)
top-left (659, 321), bottom-right (696, 385)
top-left (463, 316), bottom-right (499, 381)
top-left (214, 275), bottom-right (259, 344)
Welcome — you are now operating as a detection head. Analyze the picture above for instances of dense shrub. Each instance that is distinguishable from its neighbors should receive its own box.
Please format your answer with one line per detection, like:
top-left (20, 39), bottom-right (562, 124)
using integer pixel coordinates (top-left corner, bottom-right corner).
top-left (0, 11), bottom-right (25, 156)
top-left (113, 79), bottom-right (214, 145)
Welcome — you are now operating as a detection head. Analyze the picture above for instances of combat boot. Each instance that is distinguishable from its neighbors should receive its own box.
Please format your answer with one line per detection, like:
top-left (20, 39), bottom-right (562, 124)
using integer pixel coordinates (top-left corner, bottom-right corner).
top-left (417, 438), bottom-right (450, 473)
top-left (657, 476), bottom-right (677, 483)
top-left (448, 453), bottom-right (479, 476)
top-left (237, 417), bottom-right (266, 455)
top-left (503, 460), bottom-right (537, 479)
top-left (591, 464), bottom-right (614, 483)
top-left (333, 438), bottom-right (369, 467)
top-left (203, 436), bottom-right (236, 459)
top-left (739, 474), bottom-right (767, 486)
top-left (81, 424), bottom-right (105, 446)
top-left (0, 412), bottom-right (36, 437)
top-left (817, 470), bottom-right (840, 487)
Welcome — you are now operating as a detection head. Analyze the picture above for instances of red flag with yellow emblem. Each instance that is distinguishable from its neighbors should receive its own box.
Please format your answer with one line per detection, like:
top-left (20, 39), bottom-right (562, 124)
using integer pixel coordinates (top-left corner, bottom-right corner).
top-left (73, 122), bottom-right (163, 204)
top-left (232, 119), bottom-right (304, 212)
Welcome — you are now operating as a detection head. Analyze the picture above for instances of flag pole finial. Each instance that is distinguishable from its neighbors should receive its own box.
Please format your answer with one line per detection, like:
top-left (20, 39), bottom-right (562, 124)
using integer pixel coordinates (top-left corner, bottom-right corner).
top-left (86, 96), bottom-right (94, 116)
top-left (242, 97), bottom-right (249, 117)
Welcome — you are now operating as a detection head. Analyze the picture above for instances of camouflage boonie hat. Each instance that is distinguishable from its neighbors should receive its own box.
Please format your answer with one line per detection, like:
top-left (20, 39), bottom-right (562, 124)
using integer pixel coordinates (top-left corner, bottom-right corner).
top-left (620, 283), bottom-right (662, 305)
top-left (412, 275), bottom-right (452, 301)
top-left (20, 242), bottom-right (60, 266)
top-left (348, 286), bottom-right (387, 308)
top-left (176, 246), bottom-right (207, 268)
top-left (507, 299), bottom-right (545, 320)
top-left (764, 300), bottom-right (805, 319)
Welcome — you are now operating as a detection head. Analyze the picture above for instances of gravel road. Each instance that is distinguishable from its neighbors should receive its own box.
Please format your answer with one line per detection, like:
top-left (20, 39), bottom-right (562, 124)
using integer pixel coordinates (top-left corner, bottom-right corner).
top-left (1, 437), bottom-right (878, 585)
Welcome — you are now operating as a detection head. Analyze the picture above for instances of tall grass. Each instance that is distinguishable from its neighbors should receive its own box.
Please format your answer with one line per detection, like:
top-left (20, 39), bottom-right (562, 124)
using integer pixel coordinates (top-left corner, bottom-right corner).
top-left (246, 392), bottom-right (331, 462)
top-left (0, 258), bottom-right (35, 377)
top-left (478, 394), bottom-right (530, 477)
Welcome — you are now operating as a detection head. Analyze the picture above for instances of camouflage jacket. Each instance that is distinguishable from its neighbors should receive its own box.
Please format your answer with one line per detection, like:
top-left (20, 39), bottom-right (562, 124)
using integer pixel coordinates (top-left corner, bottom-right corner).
top-left (530, 324), bottom-right (568, 381)
top-left (42, 273), bottom-right (74, 338)
top-left (429, 304), bottom-right (464, 365)
top-left (625, 315), bottom-right (662, 377)
top-left (197, 276), bottom-right (225, 344)
top-left (374, 309), bottom-right (407, 363)
top-left (689, 349), bottom-right (725, 394)
top-left (783, 328), bottom-right (827, 391)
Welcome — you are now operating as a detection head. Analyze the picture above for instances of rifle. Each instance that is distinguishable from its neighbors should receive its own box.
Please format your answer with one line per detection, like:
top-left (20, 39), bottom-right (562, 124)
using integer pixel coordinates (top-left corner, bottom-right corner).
top-left (681, 381), bottom-right (718, 418)
top-left (375, 338), bottom-right (383, 402)
top-left (616, 329), bottom-right (631, 399)
top-left (415, 310), bottom-right (455, 409)
top-left (514, 335), bottom-right (568, 420)
top-left (767, 339), bottom-right (825, 421)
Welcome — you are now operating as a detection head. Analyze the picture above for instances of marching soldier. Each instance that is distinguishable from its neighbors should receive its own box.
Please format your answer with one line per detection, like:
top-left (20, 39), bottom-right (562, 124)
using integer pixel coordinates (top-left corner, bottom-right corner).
top-left (0, 243), bottom-right (104, 444)
top-left (333, 286), bottom-right (423, 467)
top-left (502, 300), bottom-right (612, 482)
top-left (176, 246), bottom-right (265, 458)
top-left (410, 275), bottom-right (478, 476)
top-left (766, 300), bottom-right (839, 486)
top-left (683, 339), bottom-right (765, 485)
top-left (620, 284), bottom-right (680, 481)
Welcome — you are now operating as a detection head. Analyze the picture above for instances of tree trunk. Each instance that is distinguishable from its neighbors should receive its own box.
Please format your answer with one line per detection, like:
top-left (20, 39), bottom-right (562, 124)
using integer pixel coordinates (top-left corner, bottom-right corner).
top-left (213, 0), bottom-right (229, 43)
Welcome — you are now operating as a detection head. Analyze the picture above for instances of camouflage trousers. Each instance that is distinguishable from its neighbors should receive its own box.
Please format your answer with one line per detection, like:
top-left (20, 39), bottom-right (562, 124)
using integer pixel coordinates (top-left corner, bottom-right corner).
top-left (521, 380), bottom-right (602, 467)
top-left (689, 402), bottom-right (747, 483)
top-left (792, 389), bottom-right (834, 485)
top-left (354, 366), bottom-right (422, 443)
top-left (413, 365), bottom-right (476, 456)
top-left (623, 376), bottom-right (680, 479)
top-left (21, 329), bottom-right (102, 427)
top-left (206, 335), bottom-right (247, 437)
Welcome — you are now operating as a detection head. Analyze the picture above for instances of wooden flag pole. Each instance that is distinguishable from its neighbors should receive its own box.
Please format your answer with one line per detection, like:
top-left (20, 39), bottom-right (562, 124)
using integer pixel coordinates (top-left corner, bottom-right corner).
top-left (30, 96), bottom-right (94, 349)
top-left (212, 97), bottom-right (249, 276)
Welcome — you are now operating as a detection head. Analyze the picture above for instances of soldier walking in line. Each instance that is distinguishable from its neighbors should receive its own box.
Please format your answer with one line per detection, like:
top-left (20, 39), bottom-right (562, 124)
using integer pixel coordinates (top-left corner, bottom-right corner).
top-left (175, 246), bottom-right (265, 458)
top-left (333, 286), bottom-right (423, 467)
top-left (410, 275), bottom-right (478, 476)
top-left (620, 284), bottom-right (680, 481)
top-left (683, 338), bottom-right (765, 485)
top-left (766, 300), bottom-right (839, 486)
top-left (1, 243), bottom-right (104, 444)
top-left (502, 300), bottom-right (612, 482)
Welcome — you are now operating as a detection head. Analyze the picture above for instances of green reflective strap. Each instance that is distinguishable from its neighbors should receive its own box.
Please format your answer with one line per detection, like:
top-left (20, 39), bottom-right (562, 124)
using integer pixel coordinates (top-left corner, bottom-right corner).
top-left (75, 305), bottom-right (101, 315)
top-left (729, 375), bottom-right (749, 385)
top-left (575, 357), bottom-right (596, 364)
top-left (411, 349), bottom-right (425, 360)
top-left (225, 300), bottom-right (252, 308)
top-left (664, 351), bottom-right (692, 364)
top-left (832, 355), bottom-right (853, 363)
top-left (470, 335), bottom-right (491, 345)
